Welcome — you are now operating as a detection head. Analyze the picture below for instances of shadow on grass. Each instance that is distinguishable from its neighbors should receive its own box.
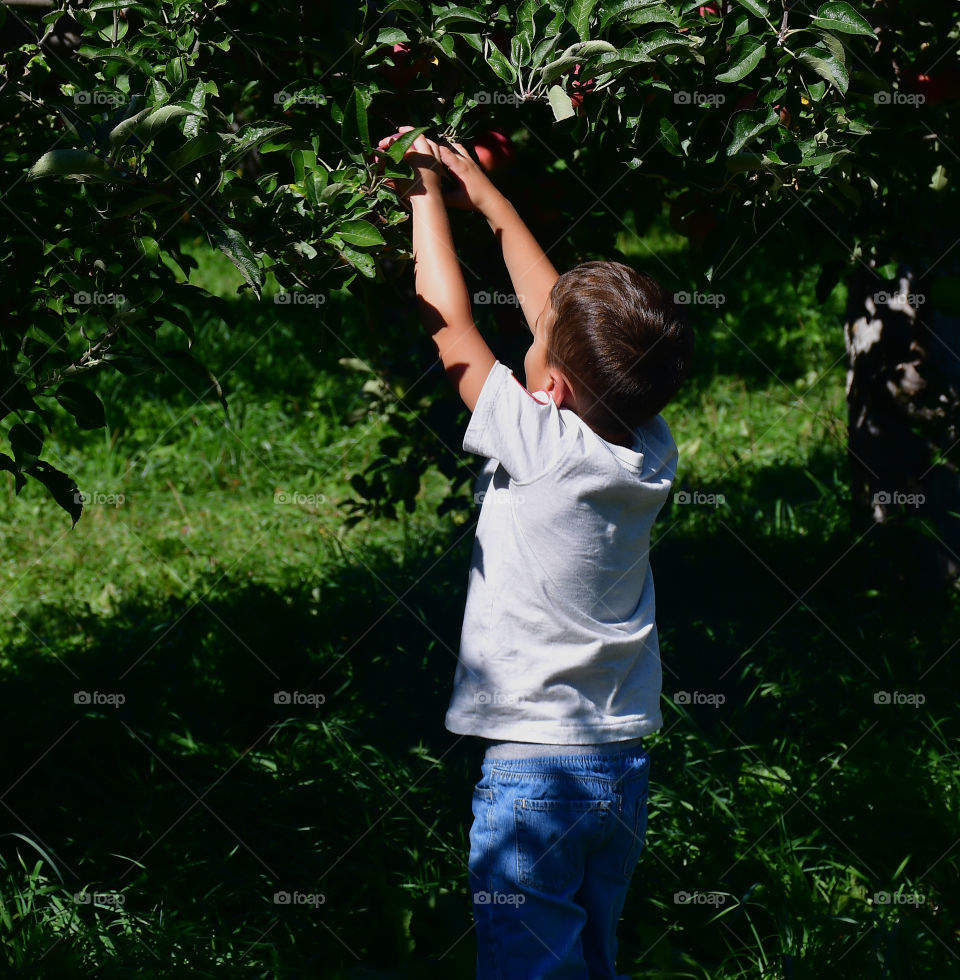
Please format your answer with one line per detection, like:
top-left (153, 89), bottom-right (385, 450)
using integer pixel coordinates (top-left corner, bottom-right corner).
top-left (1, 460), bottom-right (958, 979)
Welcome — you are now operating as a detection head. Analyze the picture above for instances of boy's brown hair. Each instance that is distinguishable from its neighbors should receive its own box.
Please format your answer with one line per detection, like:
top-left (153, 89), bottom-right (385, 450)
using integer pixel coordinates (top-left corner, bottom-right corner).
top-left (547, 261), bottom-right (693, 440)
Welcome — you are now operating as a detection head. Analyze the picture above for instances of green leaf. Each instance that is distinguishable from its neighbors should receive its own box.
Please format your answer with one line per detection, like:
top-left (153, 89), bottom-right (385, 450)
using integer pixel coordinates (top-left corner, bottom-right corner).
top-left (530, 33), bottom-right (562, 69)
top-left (795, 45), bottom-right (849, 93)
top-left (164, 132), bottom-right (223, 173)
top-left (814, 29), bottom-right (847, 65)
top-left (108, 104), bottom-right (152, 147)
top-left (27, 150), bottom-right (115, 182)
top-left (566, 0), bottom-right (598, 41)
top-left (384, 126), bottom-right (429, 163)
top-left (338, 219), bottom-right (386, 248)
top-left (715, 36), bottom-right (766, 83)
top-left (511, 30), bottom-right (532, 69)
top-left (135, 104), bottom-right (204, 143)
top-left (338, 244), bottom-right (377, 278)
top-left (201, 223), bottom-right (262, 299)
top-left (620, 4), bottom-right (681, 27)
top-left (341, 89), bottom-right (371, 153)
top-left (165, 56), bottom-right (186, 88)
top-left (930, 164), bottom-right (948, 192)
top-left (9, 422), bottom-right (43, 471)
top-left (305, 170), bottom-right (330, 206)
top-left (434, 6), bottom-right (486, 28)
top-left (375, 27), bottom-right (409, 45)
top-left (76, 45), bottom-right (155, 77)
top-left (516, 0), bottom-right (538, 48)
top-left (600, 0), bottom-right (669, 30)
top-left (659, 117), bottom-right (683, 155)
top-left (182, 79), bottom-right (207, 138)
top-left (633, 29), bottom-right (696, 62)
top-left (55, 381), bottom-right (106, 430)
top-left (88, 0), bottom-right (157, 11)
top-left (809, 2), bottom-right (874, 37)
top-left (731, 0), bottom-right (769, 15)
top-left (26, 459), bottom-right (82, 527)
top-left (542, 40), bottom-right (616, 83)
top-left (486, 47), bottom-right (518, 83)
top-left (548, 84), bottom-right (576, 121)
top-left (0, 453), bottom-right (25, 495)
top-left (135, 236), bottom-right (160, 265)
top-left (221, 123), bottom-right (291, 169)
top-left (725, 106), bottom-right (779, 154)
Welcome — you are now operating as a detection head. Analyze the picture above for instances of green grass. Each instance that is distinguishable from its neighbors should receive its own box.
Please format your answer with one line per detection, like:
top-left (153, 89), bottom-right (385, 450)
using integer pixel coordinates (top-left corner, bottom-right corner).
top-left (0, 210), bottom-right (957, 978)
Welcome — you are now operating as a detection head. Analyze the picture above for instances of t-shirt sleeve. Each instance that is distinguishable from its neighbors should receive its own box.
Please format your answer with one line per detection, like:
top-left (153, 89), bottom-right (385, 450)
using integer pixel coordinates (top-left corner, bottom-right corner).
top-left (463, 360), bottom-right (567, 483)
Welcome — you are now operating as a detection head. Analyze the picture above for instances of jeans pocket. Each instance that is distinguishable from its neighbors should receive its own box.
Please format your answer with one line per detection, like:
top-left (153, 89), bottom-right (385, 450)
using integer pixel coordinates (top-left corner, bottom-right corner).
top-left (515, 797), bottom-right (612, 892)
top-left (473, 768), bottom-right (494, 804)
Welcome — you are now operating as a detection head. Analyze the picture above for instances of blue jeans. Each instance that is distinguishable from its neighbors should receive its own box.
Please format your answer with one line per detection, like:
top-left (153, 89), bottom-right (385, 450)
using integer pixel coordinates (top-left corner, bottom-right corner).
top-left (468, 747), bottom-right (651, 980)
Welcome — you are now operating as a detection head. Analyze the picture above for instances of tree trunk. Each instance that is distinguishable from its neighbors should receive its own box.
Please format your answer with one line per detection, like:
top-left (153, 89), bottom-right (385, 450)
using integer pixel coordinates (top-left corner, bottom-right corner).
top-left (844, 260), bottom-right (960, 587)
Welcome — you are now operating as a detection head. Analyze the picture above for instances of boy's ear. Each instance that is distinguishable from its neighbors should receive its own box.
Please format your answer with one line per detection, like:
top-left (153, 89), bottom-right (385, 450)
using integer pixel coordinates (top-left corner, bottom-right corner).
top-left (548, 370), bottom-right (575, 409)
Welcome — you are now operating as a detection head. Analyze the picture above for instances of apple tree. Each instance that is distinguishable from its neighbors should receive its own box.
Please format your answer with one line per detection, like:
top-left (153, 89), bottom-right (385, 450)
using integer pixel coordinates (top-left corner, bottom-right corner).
top-left (0, 0), bottom-right (956, 581)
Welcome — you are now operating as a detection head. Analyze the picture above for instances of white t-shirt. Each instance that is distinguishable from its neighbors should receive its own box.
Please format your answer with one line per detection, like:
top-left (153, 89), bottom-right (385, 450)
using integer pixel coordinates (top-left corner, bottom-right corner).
top-left (444, 360), bottom-right (678, 744)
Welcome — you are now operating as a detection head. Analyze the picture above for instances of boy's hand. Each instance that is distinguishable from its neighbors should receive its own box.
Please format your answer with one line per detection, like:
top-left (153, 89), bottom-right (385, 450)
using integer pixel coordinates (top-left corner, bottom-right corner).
top-left (436, 140), bottom-right (501, 214)
top-left (377, 127), bottom-right (444, 204)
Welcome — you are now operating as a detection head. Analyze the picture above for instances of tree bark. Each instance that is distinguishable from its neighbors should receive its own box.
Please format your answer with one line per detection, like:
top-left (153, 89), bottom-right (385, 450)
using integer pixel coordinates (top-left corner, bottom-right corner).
top-left (844, 260), bottom-right (960, 587)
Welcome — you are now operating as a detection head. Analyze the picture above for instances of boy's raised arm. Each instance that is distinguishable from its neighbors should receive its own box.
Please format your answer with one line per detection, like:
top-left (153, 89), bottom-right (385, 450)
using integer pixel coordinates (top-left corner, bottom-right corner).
top-left (438, 141), bottom-right (559, 335)
top-left (389, 132), bottom-right (496, 413)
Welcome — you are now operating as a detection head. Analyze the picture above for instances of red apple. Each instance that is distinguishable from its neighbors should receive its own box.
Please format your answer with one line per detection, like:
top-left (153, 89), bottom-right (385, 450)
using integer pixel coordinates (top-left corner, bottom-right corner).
top-left (570, 63), bottom-right (596, 117)
top-left (570, 63), bottom-right (596, 93)
top-left (699, 3), bottom-right (720, 15)
top-left (472, 129), bottom-right (515, 173)
top-left (732, 89), bottom-right (758, 112)
top-left (905, 68), bottom-right (960, 106)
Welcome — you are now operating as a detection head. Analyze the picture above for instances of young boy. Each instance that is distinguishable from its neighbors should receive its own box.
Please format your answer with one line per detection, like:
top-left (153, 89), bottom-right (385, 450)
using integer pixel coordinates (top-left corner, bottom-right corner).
top-left (381, 129), bottom-right (693, 979)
